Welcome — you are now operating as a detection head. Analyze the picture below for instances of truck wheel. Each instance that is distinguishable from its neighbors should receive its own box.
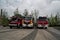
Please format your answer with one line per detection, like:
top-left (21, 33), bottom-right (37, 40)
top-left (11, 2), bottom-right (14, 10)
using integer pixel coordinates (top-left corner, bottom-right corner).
top-left (10, 26), bottom-right (12, 29)
top-left (44, 27), bottom-right (47, 29)
top-left (31, 26), bottom-right (34, 29)
top-left (17, 26), bottom-right (20, 28)
top-left (17, 25), bottom-right (20, 29)
top-left (19, 24), bottom-right (22, 29)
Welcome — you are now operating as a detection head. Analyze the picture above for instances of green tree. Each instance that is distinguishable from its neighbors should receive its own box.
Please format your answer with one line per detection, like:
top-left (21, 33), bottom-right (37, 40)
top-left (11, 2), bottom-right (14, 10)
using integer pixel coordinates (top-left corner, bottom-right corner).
top-left (14, 8), bottom-right (22, 18)
top-left (14, 8), bottom-right (19, 16)
top-left (23, 9), bottom-right (28, 17)
top-left (49, 13), bottom-right (58, 26)
top-left (0, 9), bottom-right (9, 26)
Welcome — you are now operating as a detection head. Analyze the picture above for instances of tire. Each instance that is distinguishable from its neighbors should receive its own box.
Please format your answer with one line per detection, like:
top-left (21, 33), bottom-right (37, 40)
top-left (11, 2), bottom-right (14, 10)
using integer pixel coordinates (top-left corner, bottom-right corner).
top-left (17, 24), bottom-right (20, 29)
top-left (20, 24), bottom-right (22, 29)
top-left (31, 27), bottom-right (34, 29)
top-left (10, 26), bottom-right (12, 29)
top-left (44, 27), bottom-right (47, 29)
top-left (17, 26), bottom-right (20, 29)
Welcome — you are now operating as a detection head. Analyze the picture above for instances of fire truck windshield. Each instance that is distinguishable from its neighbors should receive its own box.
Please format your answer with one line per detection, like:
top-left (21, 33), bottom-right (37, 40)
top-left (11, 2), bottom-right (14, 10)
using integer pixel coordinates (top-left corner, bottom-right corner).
top-left (38, 17), bottom-right (47, 21)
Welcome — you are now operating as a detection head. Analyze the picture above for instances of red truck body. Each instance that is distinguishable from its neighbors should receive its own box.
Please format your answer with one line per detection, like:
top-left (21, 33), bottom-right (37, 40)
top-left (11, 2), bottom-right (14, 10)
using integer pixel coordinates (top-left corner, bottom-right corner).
top-left (9, 16), bottom-right (22, 29)
top-left (22, 17), bottom-right (34, 28)
top-left (37, 17), bottom-right (49, 29)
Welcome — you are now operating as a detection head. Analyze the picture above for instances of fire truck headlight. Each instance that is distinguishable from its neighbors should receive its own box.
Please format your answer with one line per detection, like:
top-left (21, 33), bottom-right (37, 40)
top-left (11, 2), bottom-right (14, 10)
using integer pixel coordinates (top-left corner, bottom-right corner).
top-left (23, 24), bottom-right (26, 26)
top-left (28, 23), bottom-right (33, 27)
top-left (45, 24), bottom-right (48, 27)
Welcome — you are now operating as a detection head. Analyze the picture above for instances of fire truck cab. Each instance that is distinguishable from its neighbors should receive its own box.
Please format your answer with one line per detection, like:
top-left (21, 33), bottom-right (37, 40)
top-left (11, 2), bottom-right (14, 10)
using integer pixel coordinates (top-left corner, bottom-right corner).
top-left (37, 17), bottom-right (49, 29)
top-left (22, 17), bottom-right (34, 28)
top-left (9, 16), bottom-right (22, 29)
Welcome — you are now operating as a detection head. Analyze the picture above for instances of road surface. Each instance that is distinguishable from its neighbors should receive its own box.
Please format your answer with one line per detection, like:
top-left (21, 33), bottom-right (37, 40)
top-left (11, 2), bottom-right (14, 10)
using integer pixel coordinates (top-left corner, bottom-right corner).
top-left (0, 26), bottom-right (60, 40)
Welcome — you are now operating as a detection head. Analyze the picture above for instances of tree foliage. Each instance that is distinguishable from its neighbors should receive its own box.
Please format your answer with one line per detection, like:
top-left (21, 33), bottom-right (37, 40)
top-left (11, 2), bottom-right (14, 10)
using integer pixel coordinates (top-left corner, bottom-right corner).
top-left (49, 13), bottom-right (60, 26)
top-left (0, 9), bottom-right (9, 26)
top-left (14, 8), bottom-right (22, 18)
top-left (23, 9), bottom-right (28, 17)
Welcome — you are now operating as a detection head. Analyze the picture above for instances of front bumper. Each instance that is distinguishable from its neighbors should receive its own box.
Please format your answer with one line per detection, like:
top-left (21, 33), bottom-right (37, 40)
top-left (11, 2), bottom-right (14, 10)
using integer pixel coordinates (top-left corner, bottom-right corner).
top-left (9, 24), bottom-right (17, 26)
top-left (38, 24), bottom-right (48, 28)
top-left (22, 23), bottom-right (33, 27)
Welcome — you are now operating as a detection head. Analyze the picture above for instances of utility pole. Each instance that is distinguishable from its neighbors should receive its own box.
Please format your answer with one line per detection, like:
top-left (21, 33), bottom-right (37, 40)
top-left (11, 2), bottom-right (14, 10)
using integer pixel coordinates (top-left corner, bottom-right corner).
top-left (1, 9), bottom-right (3, 17)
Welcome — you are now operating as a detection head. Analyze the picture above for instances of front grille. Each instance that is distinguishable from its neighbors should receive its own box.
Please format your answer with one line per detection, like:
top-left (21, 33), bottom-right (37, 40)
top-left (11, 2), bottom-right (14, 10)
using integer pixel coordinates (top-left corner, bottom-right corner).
top-left (24, 22), bottom-right (30, 25)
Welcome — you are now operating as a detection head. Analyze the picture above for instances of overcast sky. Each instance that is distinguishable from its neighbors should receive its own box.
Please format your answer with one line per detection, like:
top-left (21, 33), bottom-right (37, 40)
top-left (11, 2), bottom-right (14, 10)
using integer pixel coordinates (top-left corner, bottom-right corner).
top-left (0, 0), bottom-right (60, 17)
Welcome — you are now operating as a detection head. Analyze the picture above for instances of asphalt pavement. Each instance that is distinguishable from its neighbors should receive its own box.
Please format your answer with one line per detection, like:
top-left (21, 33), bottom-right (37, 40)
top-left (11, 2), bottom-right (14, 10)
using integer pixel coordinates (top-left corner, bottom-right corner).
top-left (0, 26), bottom-right (60, 40)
